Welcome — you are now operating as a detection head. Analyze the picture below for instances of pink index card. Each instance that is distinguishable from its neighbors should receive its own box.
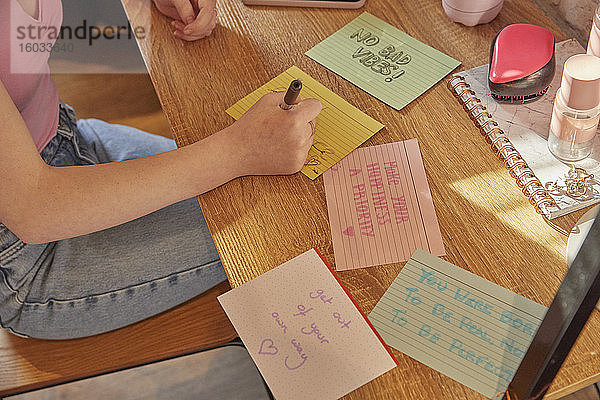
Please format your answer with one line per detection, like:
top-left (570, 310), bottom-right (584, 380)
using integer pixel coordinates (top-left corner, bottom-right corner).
top-left (217, 249), bottom-right (397, 400)
top-left (323, 139), bottom-right (445, 270)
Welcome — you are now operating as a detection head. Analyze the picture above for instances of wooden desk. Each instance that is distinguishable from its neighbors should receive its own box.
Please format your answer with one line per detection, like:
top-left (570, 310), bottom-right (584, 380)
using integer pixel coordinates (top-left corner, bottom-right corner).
top-left (122, 0), bottom-right (600, 398)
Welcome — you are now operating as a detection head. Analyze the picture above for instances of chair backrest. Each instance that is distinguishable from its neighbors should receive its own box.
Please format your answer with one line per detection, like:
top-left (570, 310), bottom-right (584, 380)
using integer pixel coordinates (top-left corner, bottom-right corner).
top-left (0, 281), bottom-right (237, 397)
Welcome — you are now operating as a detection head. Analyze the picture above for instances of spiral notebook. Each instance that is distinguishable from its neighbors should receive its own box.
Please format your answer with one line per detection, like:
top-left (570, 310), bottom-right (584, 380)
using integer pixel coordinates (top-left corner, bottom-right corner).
top-left (447, 39), bottom-right (600, 220)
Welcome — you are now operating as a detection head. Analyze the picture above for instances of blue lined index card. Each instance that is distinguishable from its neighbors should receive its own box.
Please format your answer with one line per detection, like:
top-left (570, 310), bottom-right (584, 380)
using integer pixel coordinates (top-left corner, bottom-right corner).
top-left (368, 249), bottom-right (547, 398)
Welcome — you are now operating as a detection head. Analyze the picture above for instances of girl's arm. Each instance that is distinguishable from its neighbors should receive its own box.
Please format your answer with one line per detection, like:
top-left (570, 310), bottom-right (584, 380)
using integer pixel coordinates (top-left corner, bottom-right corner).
top-left (0, 82), bottom-right (321, 244)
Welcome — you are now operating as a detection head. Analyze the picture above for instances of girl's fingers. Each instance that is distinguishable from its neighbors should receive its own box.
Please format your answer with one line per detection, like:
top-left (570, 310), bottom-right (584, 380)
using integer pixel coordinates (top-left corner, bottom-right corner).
top-left (172, 20), bottom-right (186, 31)
top-left (170, 0), bottom-right (195, 24)
top-left (173, 24), bottom-right (214, 41)
top-left (183, 7), bottom-right (216, 37)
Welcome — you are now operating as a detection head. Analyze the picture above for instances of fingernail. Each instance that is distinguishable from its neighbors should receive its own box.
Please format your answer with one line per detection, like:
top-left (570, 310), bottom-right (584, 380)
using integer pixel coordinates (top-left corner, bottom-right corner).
top-left (184, 27), bottom-right (192, 34)
top-left (186, 16), bottom-right (194, 24)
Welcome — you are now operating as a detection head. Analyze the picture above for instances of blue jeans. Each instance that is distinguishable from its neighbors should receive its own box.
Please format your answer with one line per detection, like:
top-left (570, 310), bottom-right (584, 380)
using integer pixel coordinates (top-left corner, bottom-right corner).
top-left (0, 105), bottom-right (226, 339)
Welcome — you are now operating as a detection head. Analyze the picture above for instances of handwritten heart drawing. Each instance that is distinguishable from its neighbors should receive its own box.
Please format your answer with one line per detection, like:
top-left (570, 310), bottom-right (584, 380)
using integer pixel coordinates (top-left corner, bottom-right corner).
top-left (342, 226), bottom-right (355, 237)
top-left (258, 338), bottom-right (278, 356)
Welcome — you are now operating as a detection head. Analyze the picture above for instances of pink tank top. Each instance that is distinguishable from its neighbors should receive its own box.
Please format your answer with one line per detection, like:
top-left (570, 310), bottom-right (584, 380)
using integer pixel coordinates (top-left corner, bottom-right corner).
top-left (0, 0), bottom-right (62, 152)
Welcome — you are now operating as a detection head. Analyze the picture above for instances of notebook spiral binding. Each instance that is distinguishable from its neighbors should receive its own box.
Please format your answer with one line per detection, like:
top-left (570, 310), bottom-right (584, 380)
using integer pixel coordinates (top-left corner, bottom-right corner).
top-left (447, 76), bottom-right (570, 235)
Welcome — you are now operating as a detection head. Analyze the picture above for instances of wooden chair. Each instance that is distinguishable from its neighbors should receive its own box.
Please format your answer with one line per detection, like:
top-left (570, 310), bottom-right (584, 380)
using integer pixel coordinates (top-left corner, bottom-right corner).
top-left (0, 281), bottom-right (237, 396)
top-left (51, 74), bottom-right (173, 139)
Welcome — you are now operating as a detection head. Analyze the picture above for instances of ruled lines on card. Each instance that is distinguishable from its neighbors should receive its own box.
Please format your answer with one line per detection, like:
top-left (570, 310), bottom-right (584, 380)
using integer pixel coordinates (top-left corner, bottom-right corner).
top-left (368, 250), bottom-right (547, 399)
top-left (226, 66), bottom-right (384, 180)
top-left (306, 12), bottom-right (461, 110)
top-left (323, 140), bottom-right (444, 270)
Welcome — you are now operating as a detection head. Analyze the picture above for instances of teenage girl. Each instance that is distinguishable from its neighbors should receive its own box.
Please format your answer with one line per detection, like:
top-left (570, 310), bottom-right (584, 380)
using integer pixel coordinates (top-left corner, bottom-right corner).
top-left (0, 0), bottom-right (321, 339)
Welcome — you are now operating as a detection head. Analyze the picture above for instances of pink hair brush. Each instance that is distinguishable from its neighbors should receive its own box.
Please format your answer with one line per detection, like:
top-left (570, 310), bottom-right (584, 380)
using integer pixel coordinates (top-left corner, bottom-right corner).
top-left (489, 24), bottom-right (556, 103)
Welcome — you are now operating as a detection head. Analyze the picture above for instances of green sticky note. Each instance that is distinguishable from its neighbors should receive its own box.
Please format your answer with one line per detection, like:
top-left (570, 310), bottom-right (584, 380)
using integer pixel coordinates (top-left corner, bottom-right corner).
top-left (369, 249), bottom-right (548, 398)
top-left (306, 12), bottom-right (461, 110)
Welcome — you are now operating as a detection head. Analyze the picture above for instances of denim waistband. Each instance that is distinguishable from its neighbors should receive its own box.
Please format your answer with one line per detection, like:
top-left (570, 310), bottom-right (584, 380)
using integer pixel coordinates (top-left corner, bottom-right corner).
top-left (39, 104), bottom-right (78, 164)
top-left (59, 104), bottom-right (77, 135)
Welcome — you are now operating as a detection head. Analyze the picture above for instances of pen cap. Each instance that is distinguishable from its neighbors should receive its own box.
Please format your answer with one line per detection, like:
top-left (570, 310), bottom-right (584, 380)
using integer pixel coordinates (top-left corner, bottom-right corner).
top-left (588, 4), bottom-right (600, 57)
top-left (284, 79), bottom-right (302, 105)
top-left (558, 54), bottom-right (600, 111)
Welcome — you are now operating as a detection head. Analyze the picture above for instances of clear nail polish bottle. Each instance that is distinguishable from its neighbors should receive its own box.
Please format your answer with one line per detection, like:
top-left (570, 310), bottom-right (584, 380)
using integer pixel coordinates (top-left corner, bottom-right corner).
top-left (548, 54), bottom-right (600, 162)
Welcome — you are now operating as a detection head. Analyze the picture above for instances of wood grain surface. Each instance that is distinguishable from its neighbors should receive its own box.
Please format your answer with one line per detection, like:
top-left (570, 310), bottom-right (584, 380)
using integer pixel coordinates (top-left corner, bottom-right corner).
top-left (122, 0), bottom-right (600, 398)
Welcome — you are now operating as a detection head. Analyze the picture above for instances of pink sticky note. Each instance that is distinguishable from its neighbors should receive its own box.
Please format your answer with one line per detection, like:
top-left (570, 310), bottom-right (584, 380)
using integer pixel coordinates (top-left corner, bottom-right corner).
top-left (323, 140), bottom-right (445, 270)
top-left (218, 249), bottom-right (397, 400)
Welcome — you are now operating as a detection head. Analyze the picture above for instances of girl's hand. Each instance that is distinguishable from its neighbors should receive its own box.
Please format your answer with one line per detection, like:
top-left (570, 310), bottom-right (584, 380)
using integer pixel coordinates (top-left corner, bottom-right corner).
top-left (225, 92), bottom-right (322, 176)
top-left (153, 0), bottom-right (217, 41)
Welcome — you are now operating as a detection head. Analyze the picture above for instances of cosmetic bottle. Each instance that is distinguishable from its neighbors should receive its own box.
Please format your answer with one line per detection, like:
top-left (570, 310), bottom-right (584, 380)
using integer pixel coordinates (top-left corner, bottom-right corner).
top-left (548, 54), bottom-right (600, 162)
top-left (588, 4), bottom-right (600, 57)
top-left (442, 0), bottom-right (503, 27)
